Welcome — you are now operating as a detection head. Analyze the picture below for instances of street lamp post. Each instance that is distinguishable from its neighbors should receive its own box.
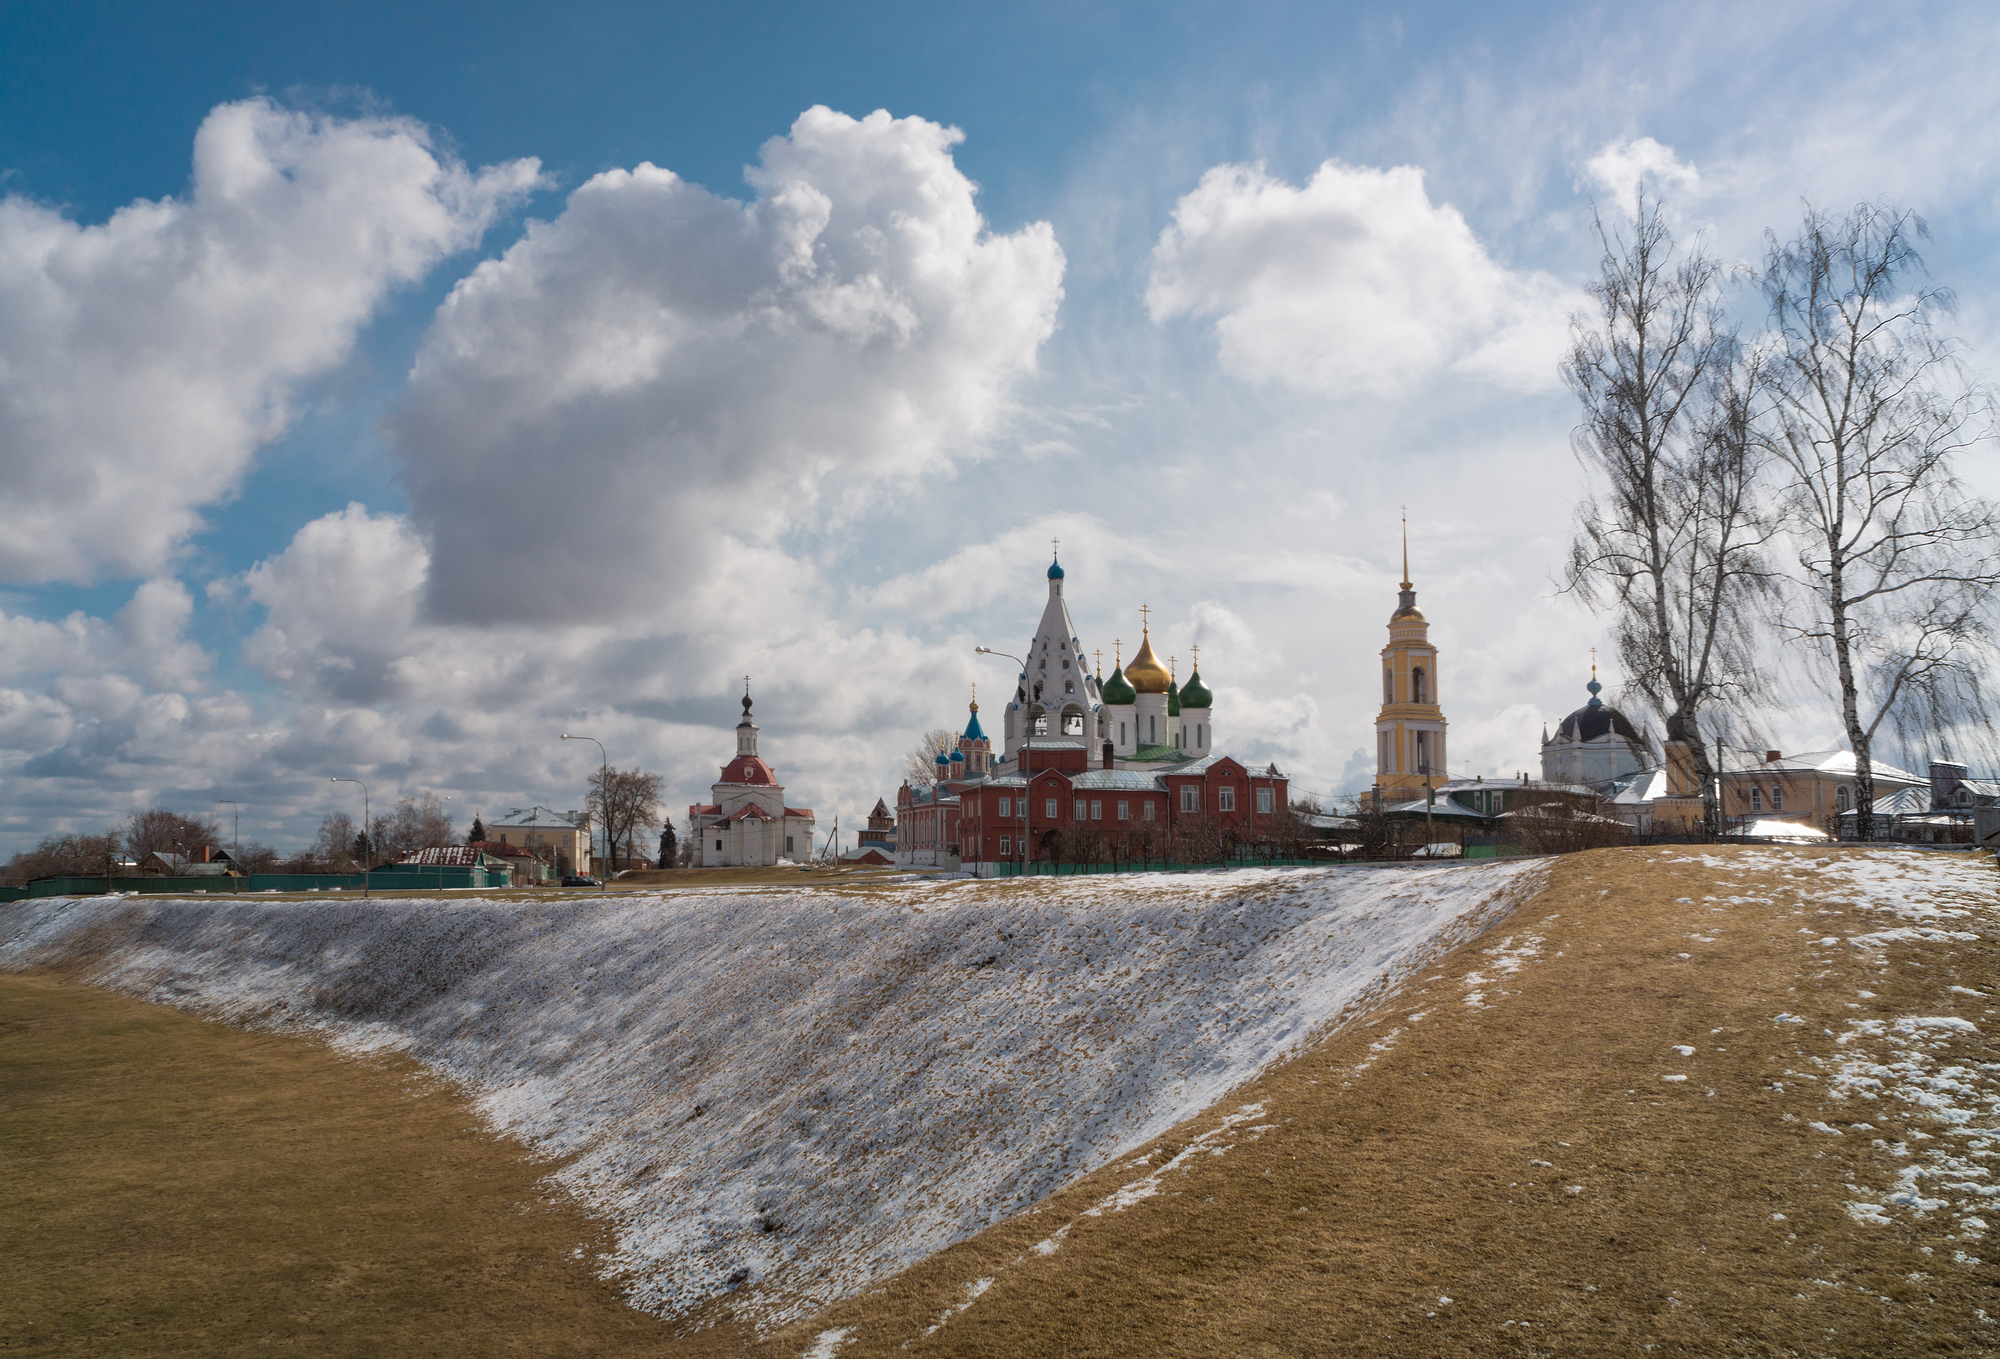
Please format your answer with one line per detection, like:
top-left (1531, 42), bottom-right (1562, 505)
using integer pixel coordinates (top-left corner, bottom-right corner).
top-left (329, 777), bottom-right (370, 896)
top-left (561, 734), bottom-right (609, 894)
top-left (974, 646), bottom-right (1033, 876)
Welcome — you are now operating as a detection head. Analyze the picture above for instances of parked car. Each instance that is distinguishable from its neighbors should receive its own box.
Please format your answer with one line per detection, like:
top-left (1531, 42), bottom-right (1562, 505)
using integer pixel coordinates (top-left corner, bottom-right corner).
top-left (560, 874), bottom-right (601, 887)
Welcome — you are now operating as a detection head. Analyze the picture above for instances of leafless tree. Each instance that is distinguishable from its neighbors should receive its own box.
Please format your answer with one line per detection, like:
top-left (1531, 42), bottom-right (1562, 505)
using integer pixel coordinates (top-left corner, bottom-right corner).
top-left (3, 828), bottom-right (122, 884)
top-left (1756, 203), bottom-right (2000, 838)
top-left (366, 792), bottom-right (456, 866)
top-left (310, 811), bottom-right (360, 870)
top-left (902, 729), bottom-right (956, 788)
top-left (1563, 191), bottom-right (1779, 826)
top-left (588, 766), bottom-right (663, 873)
top-left (124, 807), bottom-right (224, 860)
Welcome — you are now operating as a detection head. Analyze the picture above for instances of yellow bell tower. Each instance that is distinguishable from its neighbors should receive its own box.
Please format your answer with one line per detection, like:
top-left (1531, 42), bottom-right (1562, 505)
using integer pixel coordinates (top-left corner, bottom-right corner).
top-left (1373, 513), bottom-right (1447, 801)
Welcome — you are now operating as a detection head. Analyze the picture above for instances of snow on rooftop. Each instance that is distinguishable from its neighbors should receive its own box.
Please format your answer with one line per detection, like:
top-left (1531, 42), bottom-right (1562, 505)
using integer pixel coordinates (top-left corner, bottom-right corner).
top-left (1, 862), bottom-right (1544, 1331)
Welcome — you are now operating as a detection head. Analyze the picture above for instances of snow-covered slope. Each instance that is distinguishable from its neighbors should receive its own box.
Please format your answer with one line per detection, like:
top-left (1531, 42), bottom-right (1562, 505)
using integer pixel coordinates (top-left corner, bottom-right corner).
top-left (2, 862), bottom-right (1544, 1329)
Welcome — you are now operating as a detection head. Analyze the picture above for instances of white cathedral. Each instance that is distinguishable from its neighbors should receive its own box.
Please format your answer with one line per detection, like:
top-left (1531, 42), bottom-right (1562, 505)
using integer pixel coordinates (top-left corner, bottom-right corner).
top-left (1000, 555), bottom-right (1215, 766)
top-left (686, 684), bottom-right (817, 866)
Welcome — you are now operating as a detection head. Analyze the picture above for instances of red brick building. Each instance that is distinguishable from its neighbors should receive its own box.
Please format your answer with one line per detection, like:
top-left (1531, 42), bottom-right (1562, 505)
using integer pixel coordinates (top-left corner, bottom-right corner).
top-left (899, 734), bottom-right (1289, 875)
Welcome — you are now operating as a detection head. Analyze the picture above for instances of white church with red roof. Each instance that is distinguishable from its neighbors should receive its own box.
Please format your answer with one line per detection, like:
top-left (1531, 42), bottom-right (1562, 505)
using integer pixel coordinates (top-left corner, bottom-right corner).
top-left (688, 682), bottom-right (816, 866)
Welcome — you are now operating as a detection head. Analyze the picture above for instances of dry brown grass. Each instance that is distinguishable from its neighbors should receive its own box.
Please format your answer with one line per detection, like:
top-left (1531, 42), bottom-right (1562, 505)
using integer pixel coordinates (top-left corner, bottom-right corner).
top-left (756, 846), bottom-right (2000, 1357)
top-left (0, 972), bottom-right (745, 1357)
top-left (8, 847), bottom-right (1997, 1357)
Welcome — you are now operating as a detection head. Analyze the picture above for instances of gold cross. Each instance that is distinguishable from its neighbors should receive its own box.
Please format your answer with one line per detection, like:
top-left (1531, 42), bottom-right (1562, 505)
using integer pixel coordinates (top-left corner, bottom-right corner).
top-left (1140, 603), bottom-right (1150, 631)
top-left (1191, 643), bottom-right (1200, 671)
top-left (1590, 646), bottom-right (1598, 678)
top-left (1094, 648), bottom-right (1101, 676)
top-left (1114, 638), bottom-right (1122, 666)
top-left (1052, 536), bottom-right (1059, 557)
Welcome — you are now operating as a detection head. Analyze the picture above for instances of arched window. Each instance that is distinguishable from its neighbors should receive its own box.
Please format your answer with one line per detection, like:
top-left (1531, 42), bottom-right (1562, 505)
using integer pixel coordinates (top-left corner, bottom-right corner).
top-left (1063, 712), bottom-right (1084, 736)
top-left (1412, 667), bottom-right (1428, 704)
top-left (1751, 786), bottom-right (1762, 813)
top-left (1064, 679), bottom-right (1074, 693)
top-left (1384, 669), bottom-right (1394, 703)
top-left (1033, 715), bottom-right (1049, 736)
top-left (1836, 785), bottom-right (1850, 812)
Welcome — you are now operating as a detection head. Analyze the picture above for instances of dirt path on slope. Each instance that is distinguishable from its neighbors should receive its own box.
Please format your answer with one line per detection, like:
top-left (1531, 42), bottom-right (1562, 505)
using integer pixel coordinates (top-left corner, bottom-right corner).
top-left (0, 971), bottom-right (724, 1358)
top-left (759, 846), bottom-right (2000, 1358)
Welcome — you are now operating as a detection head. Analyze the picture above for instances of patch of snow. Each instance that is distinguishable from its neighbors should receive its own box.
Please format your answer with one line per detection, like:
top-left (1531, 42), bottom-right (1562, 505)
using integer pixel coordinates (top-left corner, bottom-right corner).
top-left (0, 862), bottom-right (1545, 1331)
top-left (1661, 1074), bottom-right (1689, 1083)
top-left (803, 1328), bottom-right (853, 1358)
top-left (1672, 1045), bottom-right (1695, 1056)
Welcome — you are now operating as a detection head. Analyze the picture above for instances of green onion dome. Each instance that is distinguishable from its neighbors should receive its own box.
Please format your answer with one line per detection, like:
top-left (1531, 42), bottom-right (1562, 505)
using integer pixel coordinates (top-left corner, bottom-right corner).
top-left (1100, 664), bottom-right (1137, 705)
top-left (1179, 667), bottom-right (1213, 709)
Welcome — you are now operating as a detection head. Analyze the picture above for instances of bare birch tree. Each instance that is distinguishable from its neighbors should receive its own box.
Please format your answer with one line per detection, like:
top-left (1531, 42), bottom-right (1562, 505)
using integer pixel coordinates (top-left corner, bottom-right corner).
top-left (1563, 192), bottom-right (1778, 825)
top-left (1756, 203), bottom-right (2000, 839)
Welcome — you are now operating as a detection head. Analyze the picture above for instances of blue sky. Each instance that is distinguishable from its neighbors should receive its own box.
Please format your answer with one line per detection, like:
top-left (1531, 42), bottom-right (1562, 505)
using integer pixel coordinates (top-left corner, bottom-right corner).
top-left (2, 0), bottom-right (1996, 854)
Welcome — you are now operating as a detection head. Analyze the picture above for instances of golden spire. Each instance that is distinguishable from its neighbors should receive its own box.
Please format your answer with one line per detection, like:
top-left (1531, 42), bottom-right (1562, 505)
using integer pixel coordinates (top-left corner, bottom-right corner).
top-left (1170, 655), bottom-right (1178, 682)
top-left (970, 682), bottom-right (978, 712)
top-left (1094, 647), bottom-right (1102, 678)
top-left (1400, 506), bottom-right (1411, 591)
top-left (1590, 647), bottom-right (1598, 681)
top-left (1113, 638), bottom-right (1123, 667)
top-left (1191, 642), bottom-right (1200, 672)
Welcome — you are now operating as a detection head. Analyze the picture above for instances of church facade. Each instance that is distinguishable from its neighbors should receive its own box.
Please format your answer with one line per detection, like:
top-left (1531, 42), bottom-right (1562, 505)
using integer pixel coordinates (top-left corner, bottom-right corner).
top-left (897, 553), bottom-right (1285, 872)
top-left (687, 685), bottom-right (816, 866)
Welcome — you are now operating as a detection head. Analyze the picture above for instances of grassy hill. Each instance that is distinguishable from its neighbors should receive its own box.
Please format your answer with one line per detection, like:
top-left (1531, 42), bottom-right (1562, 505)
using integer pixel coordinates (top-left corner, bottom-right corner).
top-left (5, 846), bottom-right (1995, 1356)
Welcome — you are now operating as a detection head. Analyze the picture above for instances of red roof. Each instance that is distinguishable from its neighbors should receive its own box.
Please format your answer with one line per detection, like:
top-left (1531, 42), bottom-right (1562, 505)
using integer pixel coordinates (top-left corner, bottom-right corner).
top-left (473, 840), bottom-right (538, 859)
top-left (784, 806), bottom-right (815, 818)
top-left (718, 756), bottom-right (778, 785)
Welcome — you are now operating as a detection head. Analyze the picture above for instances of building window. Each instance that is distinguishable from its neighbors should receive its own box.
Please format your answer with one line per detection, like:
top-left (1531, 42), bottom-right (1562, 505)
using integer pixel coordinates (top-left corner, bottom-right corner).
top-left (1384, 668), bottom-right (1393, 703)
top-left (1750, 787), bottom-right (1762, 813)
top-left (1415, 730), bottom-right (1431, 774)
top-left (1181, 786), bottom-right (1199, 813)
top-left (715, 839), bottom-right (723, 851)
top-left (1150, 715), bottom-right (1157, 743)
top-left (1033, 715), bottom-right (1048, 735)
top-left (1219, 786), bottom-right (1236, 812)
top-left (1257, 788), bottom-right (1273, 814)
top-left (1119, 721), bottom-right (1126, 744)
top-left (1074, 799), bottom-right (1086, 819)
top-left (1000, 836), bottom-right (1011, 855)
top-left (1065, 680), bottom-right (1074, 693)
top-left (1143, 802), bottom-right (1156, 821)
top-left (1198, 723), bottom-right (1204, 746)
top-left (785, 837), bottom-right (794, 852)
top-left (1837, 786), bottom-right (1850, 812)
top-left (1117, 800), bottom-right (1130, 820)
top-left (1091, 800), bottom-right (1102, 820)
top-left (1045, 798), bottom-right (1058, 818)
top-left (1412, 667), bottom-right (1428, 703)
top-left (1770, 785), bottom-right (1783, 812)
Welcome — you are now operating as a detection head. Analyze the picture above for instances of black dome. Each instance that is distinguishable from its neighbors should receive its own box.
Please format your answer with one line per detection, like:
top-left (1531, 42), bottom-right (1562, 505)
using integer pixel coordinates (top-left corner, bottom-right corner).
top-left (1557, 702), bottom-right (1641, 744)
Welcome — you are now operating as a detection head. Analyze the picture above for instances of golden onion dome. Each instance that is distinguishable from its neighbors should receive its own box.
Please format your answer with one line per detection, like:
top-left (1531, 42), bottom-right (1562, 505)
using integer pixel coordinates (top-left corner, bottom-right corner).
top-left (1124, 629), bottom-right (1172, 694)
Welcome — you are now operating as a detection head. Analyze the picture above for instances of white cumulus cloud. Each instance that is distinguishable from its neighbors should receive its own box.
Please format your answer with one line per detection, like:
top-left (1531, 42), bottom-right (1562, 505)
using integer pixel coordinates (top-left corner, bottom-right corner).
top-left (1146, 160), bottom-right (1577, 397)
top-left (0, 98), bottom-right (542, 584)
top-left (1582, 136), bottom-right (1701, 218)
top-left (390, 105), bottom-right (1065, 624)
